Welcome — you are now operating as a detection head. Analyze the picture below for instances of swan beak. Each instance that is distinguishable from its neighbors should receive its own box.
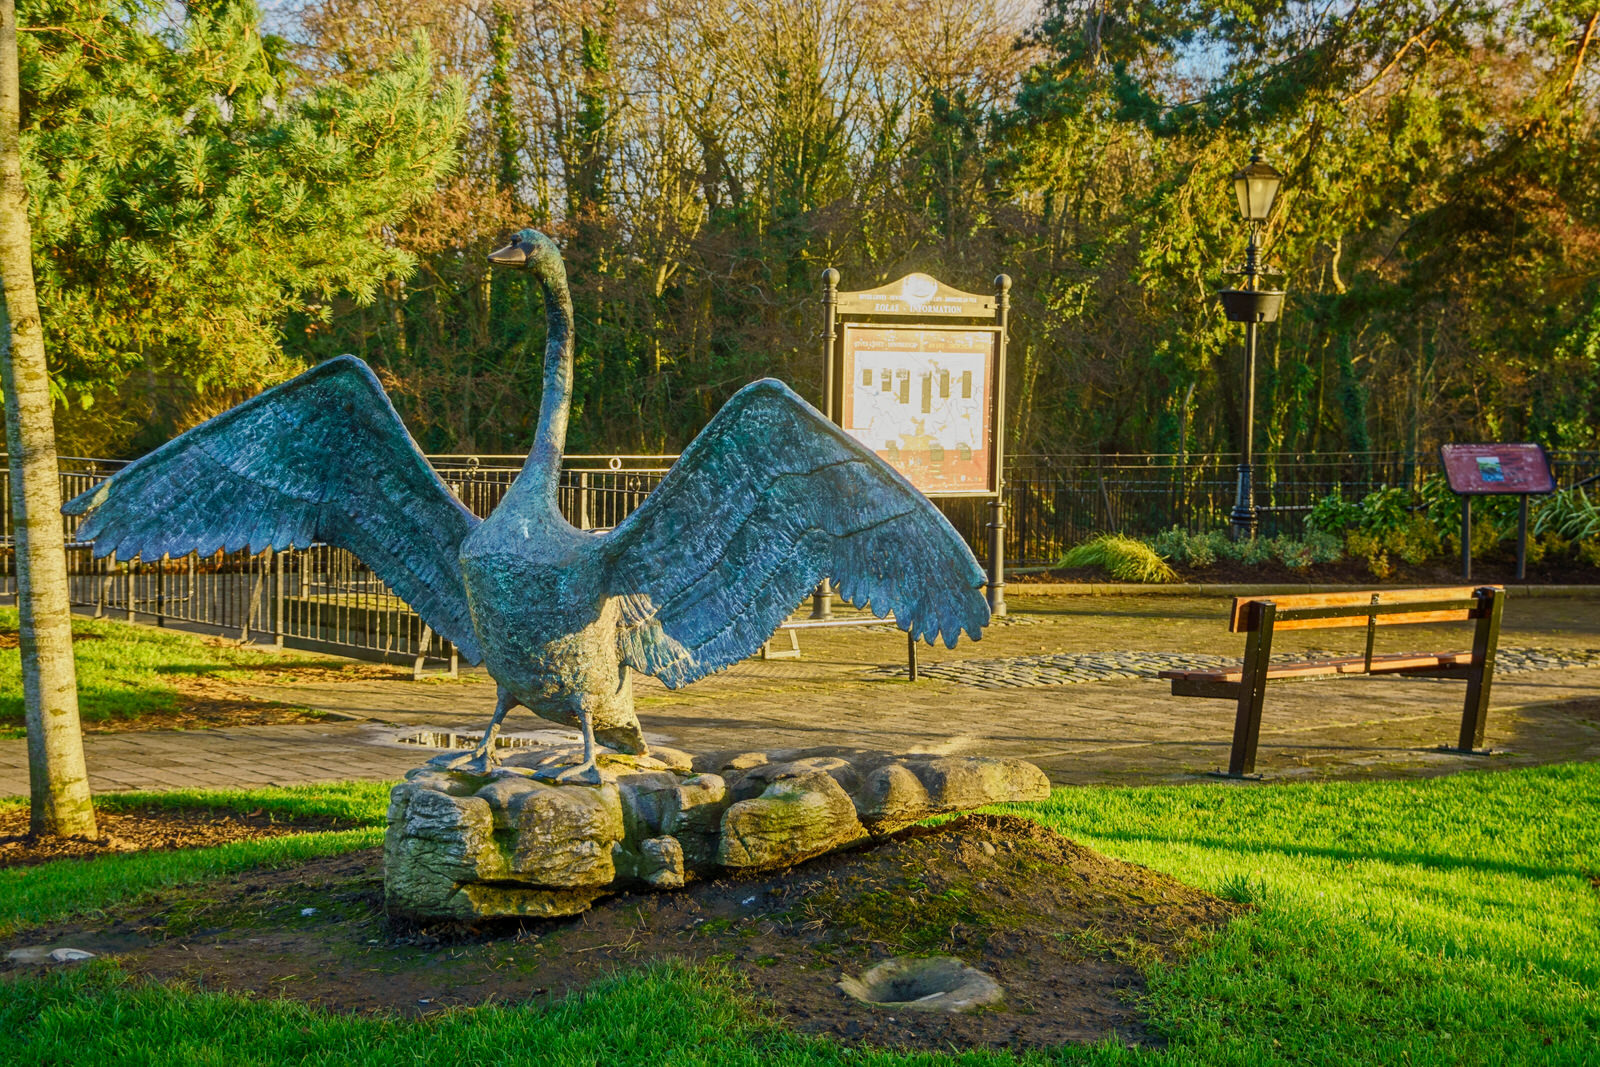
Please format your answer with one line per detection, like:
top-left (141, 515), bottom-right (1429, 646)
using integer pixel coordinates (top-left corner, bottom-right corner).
top-left (488, 238), bottom-right (530, 266)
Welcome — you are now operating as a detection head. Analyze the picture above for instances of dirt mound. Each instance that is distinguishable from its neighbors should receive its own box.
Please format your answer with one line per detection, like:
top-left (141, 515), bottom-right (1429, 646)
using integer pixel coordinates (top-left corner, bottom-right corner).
top-left (2, 813), bottom-right (1236, 1051)
top-left (0, 807), bottom-right (358, 869)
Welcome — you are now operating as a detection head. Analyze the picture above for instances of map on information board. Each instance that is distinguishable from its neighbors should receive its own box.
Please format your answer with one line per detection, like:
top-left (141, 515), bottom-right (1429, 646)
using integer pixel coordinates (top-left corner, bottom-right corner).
top-left (1439, 443), bottom-right (1555, 495)
top-left (840, 325), bottom-right (997, 495)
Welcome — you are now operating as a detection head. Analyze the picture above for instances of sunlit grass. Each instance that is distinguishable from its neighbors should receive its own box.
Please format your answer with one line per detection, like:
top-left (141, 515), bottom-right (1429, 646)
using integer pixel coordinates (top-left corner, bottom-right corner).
top-left (5, 765), bottom-right (1598, 1063)
top-left (0, 608), bottom-right (342, 727)
top-left (0, 781), bottom-right (391, 937)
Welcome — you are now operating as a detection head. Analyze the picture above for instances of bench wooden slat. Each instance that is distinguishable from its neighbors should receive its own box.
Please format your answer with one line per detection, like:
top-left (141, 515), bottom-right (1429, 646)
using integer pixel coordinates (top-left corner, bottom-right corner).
top-left (1266, 607), bottom-right (1478, 632)
top-left (1160, 650), bottom-right (1474, 684)
top-left (1228, 587), bottom-right (1484, 632)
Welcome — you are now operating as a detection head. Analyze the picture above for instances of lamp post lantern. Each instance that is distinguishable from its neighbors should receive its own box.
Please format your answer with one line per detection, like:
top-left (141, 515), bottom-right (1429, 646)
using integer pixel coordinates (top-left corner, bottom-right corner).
top-left (1217, 151), bottom-right (1286, 540)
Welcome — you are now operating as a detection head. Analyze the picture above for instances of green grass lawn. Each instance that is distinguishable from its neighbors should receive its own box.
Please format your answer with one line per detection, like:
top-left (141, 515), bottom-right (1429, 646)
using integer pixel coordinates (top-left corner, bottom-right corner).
top-left (0, 608), bottom-right (349, 731)
top-left (4, 765), bottom-right (1597, 1065)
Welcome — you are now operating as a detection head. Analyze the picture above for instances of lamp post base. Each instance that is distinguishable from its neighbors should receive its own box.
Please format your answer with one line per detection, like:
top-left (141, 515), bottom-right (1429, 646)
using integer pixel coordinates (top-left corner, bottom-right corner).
top-left (1229, 464), bottom-right (1256, 541)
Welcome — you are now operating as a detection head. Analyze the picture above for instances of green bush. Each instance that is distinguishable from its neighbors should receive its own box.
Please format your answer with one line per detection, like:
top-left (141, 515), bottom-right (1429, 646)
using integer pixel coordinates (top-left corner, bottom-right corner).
top-left (1147, 528), bottom-right (1346, 571)
top-left (1149, 527), bottom-right (1225, 568)
top-left (1534, 487), bottom-right (1600, 541)
top-left (1307, 484), bottom-right (1451, 568)
top-left (1238, 535), bottom-right (1274, 566)
top-left (1059, 534), bottom-right (1179, 583)
top-left (1306, 489), bottom-right (1363, 536)
top-left (1304, 529), bottom-right (1344, 564)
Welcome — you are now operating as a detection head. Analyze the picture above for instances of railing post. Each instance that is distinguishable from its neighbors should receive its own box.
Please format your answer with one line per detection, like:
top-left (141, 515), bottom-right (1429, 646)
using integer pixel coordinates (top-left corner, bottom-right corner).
top-left (156, 554), bottom-right (167, 627)
top-left (274, 547), bottom-right (285, 649)
top-left (811, 266), bottom-right (840, 621)
top-left (986, 498), bottom-right (1007, 618)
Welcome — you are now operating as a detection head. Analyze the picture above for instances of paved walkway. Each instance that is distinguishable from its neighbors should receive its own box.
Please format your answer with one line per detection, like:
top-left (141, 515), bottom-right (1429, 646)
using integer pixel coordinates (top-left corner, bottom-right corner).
top-left (3, 594), bottom-right (1598, 794)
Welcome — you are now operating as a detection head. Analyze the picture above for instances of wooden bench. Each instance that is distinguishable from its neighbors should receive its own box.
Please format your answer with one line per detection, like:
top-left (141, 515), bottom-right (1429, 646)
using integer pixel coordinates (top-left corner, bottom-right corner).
top-left (1160, 586), bottom-right (1506, 778)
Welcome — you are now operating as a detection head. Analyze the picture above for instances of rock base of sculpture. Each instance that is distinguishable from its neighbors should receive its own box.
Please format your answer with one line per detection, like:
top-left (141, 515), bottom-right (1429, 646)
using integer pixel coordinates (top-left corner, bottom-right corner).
top-left (384, 744), bottom-right (1051, 922)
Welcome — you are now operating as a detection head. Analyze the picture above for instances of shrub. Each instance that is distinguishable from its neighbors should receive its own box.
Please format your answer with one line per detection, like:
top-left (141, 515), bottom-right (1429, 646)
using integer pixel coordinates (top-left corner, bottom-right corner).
top-left (1310, 483), bottom-right (1450, 566)
top-left (1145, 529), bottom-right (1347, 572)
top-left (1534, 488), bottom-right (1600, 542)
top-left (1238, 536), bottom-right (1275, 566)
top-left (1304, 530), bottom-right (1344, 564)
top-left (1273, 537), bottom-right (1315, 570)
top-left (1149, 527), bottom-right (1225, 569)
top-left (1418, 473), bottom-right (1460, 533)
top-left (1470, 518), bottom-right (1502, 560)
top-left (1357, 486), bottom-right (1414, 536)
top-left (1307, 490), bottom-right (1363, 536)
top-left (1345, 530), bottom-right (1394, 578)
top-left (1059, 535), bottom-right (1179, 583)
top-left (1390, 516), bottom-right (1442, 565)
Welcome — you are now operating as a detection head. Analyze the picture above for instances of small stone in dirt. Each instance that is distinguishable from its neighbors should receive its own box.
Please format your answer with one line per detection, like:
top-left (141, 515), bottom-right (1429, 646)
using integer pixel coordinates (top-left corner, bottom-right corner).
top-left (300, 907), bottom-right (319, 917)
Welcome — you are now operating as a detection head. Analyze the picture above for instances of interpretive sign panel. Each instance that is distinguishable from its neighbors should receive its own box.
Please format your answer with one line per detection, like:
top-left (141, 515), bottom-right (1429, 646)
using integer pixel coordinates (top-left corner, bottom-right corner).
top-left (835, 272), bottom-right (996, 318)
top-left (839, 325), bottom-right (999, 496)
top-left (1439, 444), bottom-right (1555, 495)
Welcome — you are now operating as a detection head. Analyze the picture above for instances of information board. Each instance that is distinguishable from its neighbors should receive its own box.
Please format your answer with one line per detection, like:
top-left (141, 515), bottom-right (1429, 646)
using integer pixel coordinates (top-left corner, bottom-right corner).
top-left (1439, 444), bottom-right (1555, 496)
top-left (818, 265), bottom-right (1011, 614)
top-left (839, 325), bottom-right (999, 496)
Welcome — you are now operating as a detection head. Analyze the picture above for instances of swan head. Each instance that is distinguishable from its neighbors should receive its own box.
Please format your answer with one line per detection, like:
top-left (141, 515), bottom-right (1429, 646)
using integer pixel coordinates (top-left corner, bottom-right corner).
top-left (488, 228), bottom-right (561, 272)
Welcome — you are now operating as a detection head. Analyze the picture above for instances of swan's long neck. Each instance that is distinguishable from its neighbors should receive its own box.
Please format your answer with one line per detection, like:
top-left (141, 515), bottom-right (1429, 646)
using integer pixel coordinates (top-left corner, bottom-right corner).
top-left (503, 253), bottom-right (574, 520)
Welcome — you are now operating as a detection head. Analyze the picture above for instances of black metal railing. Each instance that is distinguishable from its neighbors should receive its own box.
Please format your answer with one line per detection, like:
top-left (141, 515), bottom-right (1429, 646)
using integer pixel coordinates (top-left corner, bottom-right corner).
top-left (4, 449), bottom-right (1597, 666)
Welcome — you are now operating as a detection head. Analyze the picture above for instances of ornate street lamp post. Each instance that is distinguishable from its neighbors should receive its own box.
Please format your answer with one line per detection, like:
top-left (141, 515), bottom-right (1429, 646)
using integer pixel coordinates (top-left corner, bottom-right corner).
top-left (1217, 151), bottom-right (1286, 540)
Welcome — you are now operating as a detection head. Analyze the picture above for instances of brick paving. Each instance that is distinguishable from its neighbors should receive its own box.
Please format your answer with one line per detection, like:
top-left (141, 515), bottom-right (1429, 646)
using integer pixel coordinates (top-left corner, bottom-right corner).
top-left (3, 593), bottom-right (1597, 795)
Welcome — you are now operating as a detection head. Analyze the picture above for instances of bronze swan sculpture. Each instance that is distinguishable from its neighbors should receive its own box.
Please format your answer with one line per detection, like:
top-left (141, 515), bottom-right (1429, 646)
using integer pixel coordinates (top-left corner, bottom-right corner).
top-left (63, 230), bottom-right (990, 782)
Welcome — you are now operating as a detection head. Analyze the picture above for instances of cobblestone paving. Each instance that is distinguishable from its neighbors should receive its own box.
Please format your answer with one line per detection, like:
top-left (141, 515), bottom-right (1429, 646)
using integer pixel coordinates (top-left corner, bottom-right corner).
top-left (864, 646), bottom-right (1600, 688)
top-left (847, 613), bottom-right (1044, 634)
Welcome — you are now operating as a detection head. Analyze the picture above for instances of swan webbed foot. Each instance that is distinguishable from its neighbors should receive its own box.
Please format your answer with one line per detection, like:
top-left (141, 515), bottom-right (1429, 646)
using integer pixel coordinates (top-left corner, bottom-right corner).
top-left (530, 705), bottom-right (603, 785)
top-left (542, 759), bottom-right (603, 786)
top-left (426, 719), bottom-right (504, 774)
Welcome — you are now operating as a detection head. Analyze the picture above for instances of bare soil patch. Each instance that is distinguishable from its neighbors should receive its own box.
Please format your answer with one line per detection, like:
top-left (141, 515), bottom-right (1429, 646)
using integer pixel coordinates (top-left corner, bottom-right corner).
top-left (0, 807), bottom-right (359, 869)
top-left (1, 814), bottom-right (1236, 1052)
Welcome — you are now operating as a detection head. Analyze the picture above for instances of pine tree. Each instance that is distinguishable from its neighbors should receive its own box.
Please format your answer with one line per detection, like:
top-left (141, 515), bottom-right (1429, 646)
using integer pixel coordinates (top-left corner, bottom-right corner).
top-left (16, 0), bottom-right (466, 451)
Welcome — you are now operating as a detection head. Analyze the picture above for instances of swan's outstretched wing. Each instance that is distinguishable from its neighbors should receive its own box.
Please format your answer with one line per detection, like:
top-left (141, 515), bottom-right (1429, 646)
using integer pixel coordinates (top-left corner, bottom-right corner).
top-left (62, 355), bottom-right (483, 663)
top-left (604, 378), bottom-right (988, 687)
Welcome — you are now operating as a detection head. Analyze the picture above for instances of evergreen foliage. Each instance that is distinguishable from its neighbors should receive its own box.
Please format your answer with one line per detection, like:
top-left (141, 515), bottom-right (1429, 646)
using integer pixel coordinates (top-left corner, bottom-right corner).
top-left (14, 0), bottom-right (463, 452)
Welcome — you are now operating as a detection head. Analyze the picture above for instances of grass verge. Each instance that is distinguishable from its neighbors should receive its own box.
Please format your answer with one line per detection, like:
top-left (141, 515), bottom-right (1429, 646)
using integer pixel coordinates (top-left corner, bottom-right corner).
top-left (4, 764), bottom-right (1597, 1064)
top-left (0, 608), bottom-right (360, 728)
top-left (0, 782), bottom-right (391, 937)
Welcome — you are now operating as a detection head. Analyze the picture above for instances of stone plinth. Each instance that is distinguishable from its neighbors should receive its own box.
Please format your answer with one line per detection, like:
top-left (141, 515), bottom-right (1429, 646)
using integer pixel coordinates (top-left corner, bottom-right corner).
top-left (384, 745), bottom-right (1050, 921)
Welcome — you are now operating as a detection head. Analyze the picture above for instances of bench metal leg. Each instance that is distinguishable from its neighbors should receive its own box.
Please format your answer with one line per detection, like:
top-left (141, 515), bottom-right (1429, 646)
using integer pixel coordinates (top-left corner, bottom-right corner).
top-left (1226, 602), bottom-right (1276, 777)
top-left (760, 628), bottom-right (802, 661)
top-left (1450, 587), bottom-right (1503, 753)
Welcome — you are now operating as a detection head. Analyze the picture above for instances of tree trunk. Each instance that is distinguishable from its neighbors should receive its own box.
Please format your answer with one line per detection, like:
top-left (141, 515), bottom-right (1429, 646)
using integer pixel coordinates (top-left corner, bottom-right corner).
top-left (0, 0), bottom-right (96, 838)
